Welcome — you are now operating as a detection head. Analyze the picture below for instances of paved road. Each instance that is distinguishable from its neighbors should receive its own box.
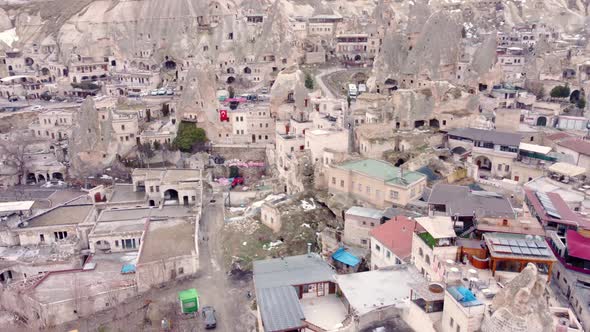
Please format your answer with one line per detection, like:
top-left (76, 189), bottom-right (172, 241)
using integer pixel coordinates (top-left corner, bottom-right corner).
top-left (316, 67), bottom-right (343, 99)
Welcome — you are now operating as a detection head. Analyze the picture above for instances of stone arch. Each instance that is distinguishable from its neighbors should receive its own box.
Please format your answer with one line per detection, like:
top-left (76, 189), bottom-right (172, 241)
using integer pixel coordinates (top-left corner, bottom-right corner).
top-left (227, 67), bottom-right (235, 74)
top-left (352, 72), bottom-right (368, 84)
top-left (37, 174), bottom-right (46, 182)
top-left (25, 57), bottom-right (34, 66)
top-left (164, 59), bottom-right (177, 70)
top-left (0, 270), bottom-right (15, 284)
top-left (95, 240), bottom-right (111, 252)
top-left (26, 173), bottom-right (37, 184)
top-left (52, 172), bottom-right (64, 180)
top-left (149, 199), bottom-right (155, 207)
top-left (429, 119), bottom-right (440, 128)
top-left (243, 67), bottom-right (251, 74)
top-left (570, 90), bottom-right (581, 103)
top-left (164, 189), bottom-right (179, 202)
top-left (41, 67), bottom-right (50, 76)
top-left (354, 54), bottom-right (362, 61)
top-left (474, 155), bottom-right (492, 171)
top-left (536, 116), bottom-right (547, 126)
top-left (226, 76), bottom-right (235, 84)
top-left (394, 158), bottom-right (405, 167)
top-left (384, 78), bottom-right (398, 90)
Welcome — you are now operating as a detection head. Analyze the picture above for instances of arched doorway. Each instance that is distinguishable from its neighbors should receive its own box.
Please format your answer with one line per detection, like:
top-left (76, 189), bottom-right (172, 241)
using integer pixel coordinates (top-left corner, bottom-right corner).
top-left (570, 90), bottom-right (580, 103)
top-left (226, 67), bottom-right (235, 74)
top-left (429, 119), bottom-right (440, 128)
top-left (26, 173), bottom-right (37, 184)
top-left (243, 67), bottom-right (251, 74)
top-left (384, 78), bottom-right (398, 90)
top-left (164, 60), bottom-right (177, 70)
top-left (37, 174), bottom-right (46, 182)
top-left (226, 76), bottom-right (235, 84)
top-left (354, 54), bottom-right (362, 61)
top-left (414, 120), bottom-right (425, 128)
top-left (536, 116), bottom-right (547, 126)
top-left (394, 159), bottom-right (405, 167)
top-left (164, 189), bottom-right (179, 203)
top-left (95, 240), bottom-right (111, 252)
top-left (0, 270), bottom-right (14, 284)
top-left (52, 172), bottom-right (64, 181)
top-left (474, 155), bottom-right (492, 171)
top-left (25, 57), bottom-right (34, 66)
top-left (41, 67), bottom-right (50, 76)
top-left (149, 199), bottom-right (155, 207)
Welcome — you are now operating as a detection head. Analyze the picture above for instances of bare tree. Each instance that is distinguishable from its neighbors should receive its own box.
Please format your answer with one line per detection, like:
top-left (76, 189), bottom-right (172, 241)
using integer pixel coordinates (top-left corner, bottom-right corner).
top-left (0, 137), bottom-right (35, 185)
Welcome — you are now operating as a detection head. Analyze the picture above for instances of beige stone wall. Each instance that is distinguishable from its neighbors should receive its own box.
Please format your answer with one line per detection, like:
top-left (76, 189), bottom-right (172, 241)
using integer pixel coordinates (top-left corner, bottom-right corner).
top-left (441, 291), bottom-right (484, 332)
top-left (370, 237), bottom-right (402, 269)
top-left (17, 224), bottom-right (80, 246)
top-left (136, 255), bottom-right (198, 292)
top-left (343, 213), bottom-right (377, 249)
top-left (260, 204), bottom-right (282, 233)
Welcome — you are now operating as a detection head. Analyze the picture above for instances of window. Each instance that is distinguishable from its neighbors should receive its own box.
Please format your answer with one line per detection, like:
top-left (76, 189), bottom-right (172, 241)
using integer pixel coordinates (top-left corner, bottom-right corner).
top-left (156, 186), bottom-right (160, 192)
top-left (390, 190), bottom-right (399, 200)
top-left (505, 165), bottom-right (510, 172)
top-left (395, 258), bottom-right (401, 264)
top-left (370, 222), bottom-right (375, 227)
top-left (115, 240), bottom-right (119, 247)
top-left (375, 244), bottom-right (381, 251)
top-left (332, 177), bottom-right (336, 185)
top-left (39, 234), bottom-right (45, 242)
top-left (497, 164), bottom-right (502, 171)
top-left (340, 180), bottom-right (344, 187)
top-left (178, 267), bottom-right (184, 274)
top-left (358, 183), bottom-right (362, 191)
top-left (456, 325), bottom-right (460, 332)
top-left (121, 124), bottom-right (125, 130)
top-left (361, 239), bottom-right (368, 245)
top-left (418, 247), bottom-right (423, 257)
top-left (366, 186), bottom-right (371, 195)
top-left (425, 255), bottom-right (431, 264)
top-left (450, 317), bottom-right (454, 327)
top-left (386, 251), bottom-right (391, 258)
top-left (150, 186), bottom-right (154, 192)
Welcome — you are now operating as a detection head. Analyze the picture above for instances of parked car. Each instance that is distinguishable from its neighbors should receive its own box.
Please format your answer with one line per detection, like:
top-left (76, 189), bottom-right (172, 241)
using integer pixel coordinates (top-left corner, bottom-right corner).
top-left (201, 306), bottom-right (217, 329)
top-left (166, 89), bottom-right (174, 95)
top-left (231, 177), bottom-right (244, 188)
top-left (157, 88), bottom-right (167, 95)
top-left (8, 96), bottom-right (19, 102)
top-left (75, 98), bottom-right (85, 103)
top-left (150, 90), bottom-right (158, 96)
top-left (260, 87), bottom-right (269, 94)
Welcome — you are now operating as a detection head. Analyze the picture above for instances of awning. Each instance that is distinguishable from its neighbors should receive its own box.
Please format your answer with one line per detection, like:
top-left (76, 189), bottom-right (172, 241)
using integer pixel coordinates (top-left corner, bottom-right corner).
top-left (121, 264), bottom-right (136, 274)
top-left (332, 248), bottom-right (360, 267)
top-left (566, 230), bottom-right (590, 261)
top-left (548, 162), bottom-right (586, 177)
top-left (519, 142), bottom-right (552, 155)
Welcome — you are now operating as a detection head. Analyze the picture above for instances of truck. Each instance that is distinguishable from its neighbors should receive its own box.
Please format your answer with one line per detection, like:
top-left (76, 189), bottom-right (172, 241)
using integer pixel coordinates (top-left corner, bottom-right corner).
top-left (348, 84), bottom-right (357, 98)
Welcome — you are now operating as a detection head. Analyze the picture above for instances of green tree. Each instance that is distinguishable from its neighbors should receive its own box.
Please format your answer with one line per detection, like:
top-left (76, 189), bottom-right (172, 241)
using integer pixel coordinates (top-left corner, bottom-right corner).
top-left (577, 98), bottom-right (586, 109)
top-left (550, 85), bottom-right (571, 98)
top-left (305, 73), bottom-right (314, 90)
top-left (172, 122), bottom-right (208, 152)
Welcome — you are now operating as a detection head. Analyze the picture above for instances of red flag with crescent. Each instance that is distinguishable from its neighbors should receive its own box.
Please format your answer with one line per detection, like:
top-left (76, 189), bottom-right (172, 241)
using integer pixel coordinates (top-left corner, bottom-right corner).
top-left (220, 109), bottom-right (228, 122)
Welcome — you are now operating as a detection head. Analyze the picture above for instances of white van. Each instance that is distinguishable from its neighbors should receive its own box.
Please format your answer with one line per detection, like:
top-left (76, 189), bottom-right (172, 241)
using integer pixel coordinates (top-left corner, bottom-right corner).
top-left (348, 84), bottom-right (357, 98)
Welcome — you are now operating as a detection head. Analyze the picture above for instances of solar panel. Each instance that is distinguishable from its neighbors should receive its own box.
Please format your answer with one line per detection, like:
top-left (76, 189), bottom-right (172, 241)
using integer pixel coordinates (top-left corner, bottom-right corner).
top-left (516, 239), bottom-right (527, 247)
top-left (535, 191), bottom-right (562, 219)
top-left (538, 249), bottom-right (550, 256)
top-left (494, 245), bottom-right (511, 253)
top-left (520, 247), bottom-right (532, 255)
top-left (535, 240), bottom-right (547, 248)
top-left (511, 246), bottom-right (522, 254)
top-left (499, 239), bottom-right (509, 245)
top-left (529, 248), bottom-right (541, 256)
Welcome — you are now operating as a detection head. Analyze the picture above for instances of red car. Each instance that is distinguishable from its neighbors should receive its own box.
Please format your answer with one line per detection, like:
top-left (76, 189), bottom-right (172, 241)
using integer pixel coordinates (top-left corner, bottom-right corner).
top-left (231, 177), bottom-right (244, 188)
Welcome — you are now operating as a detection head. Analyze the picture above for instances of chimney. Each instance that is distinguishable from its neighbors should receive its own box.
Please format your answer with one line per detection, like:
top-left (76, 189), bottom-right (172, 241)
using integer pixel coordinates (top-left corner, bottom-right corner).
top-left (307, 242), bottom-right (312, 256)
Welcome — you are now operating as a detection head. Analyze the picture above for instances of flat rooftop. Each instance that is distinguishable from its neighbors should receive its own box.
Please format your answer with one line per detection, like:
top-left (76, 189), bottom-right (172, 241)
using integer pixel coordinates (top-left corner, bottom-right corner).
top-left (29, 252), bottom-right (138, 304)
top-left (253, 254), bottom-right (336, 289)
top-left (24, 204), bottom-right (93, 227)
top-left (109, 184), bottom-right (145, 203)
top-left (91, 218), bottom-right (146, 236)
top-left (98, 206), bottom-right (192, 222)
top-left (138, 219), bottom-right (195, 264)
top-left (300, 295), bottom-right (347, 331)
top-left (336, 266), bottom-right (424, 315)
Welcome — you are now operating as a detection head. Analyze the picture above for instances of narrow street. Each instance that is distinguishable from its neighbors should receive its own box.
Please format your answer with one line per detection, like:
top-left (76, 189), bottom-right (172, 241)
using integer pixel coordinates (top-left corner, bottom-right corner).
top-left (316, 67), bottom-right (343, 99)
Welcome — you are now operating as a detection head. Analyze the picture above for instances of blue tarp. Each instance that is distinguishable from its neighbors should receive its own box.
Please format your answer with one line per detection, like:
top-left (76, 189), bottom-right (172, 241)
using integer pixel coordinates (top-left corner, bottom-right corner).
top-left (121, 264), bottom-right (136, 274)
top-left (332, 248), bottom-right (360, 267)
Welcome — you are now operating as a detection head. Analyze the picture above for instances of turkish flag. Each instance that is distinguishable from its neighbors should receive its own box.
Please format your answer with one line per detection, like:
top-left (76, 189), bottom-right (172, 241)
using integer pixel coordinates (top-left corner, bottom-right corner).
top-left (220, 109), bottom-right (228, 122)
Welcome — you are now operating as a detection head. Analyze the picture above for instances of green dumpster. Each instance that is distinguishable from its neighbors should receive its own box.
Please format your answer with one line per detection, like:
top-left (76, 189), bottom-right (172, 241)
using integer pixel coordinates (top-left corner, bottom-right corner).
top-left (178, 288), bottom-right (199, 313)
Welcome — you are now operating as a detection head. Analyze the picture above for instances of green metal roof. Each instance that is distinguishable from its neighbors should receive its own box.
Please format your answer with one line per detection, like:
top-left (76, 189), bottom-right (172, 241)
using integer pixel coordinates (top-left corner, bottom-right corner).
top-left (337, 159), bottom-right (425, 186)
top-left (178, 288), bottom-right (198, 301)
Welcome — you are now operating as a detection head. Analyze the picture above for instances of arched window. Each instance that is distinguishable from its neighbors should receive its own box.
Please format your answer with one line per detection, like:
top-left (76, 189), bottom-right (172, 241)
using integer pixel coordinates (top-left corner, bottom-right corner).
top-left (418, 247), bottom-right (423, 257)
top-left (425, 255), bottom-right (431, 265)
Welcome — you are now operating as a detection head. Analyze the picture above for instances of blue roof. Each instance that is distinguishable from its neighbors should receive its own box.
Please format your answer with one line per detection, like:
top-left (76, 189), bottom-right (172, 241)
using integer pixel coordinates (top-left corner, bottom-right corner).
top-left (332, 248), bottom-right (360, 267)
top-left (121, 264), bottom-right (136, 274)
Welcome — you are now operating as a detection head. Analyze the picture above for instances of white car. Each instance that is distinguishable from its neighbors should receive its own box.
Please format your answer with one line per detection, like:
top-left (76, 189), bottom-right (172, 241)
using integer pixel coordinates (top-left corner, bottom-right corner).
top-left (150, 90), bottom-right (158, 96)
top-left (157, 88), bottom-right (167, 95)
top-left (30, 105), bottom-right (43, 111)
top-left (140, 91), bottom-right (148, 97)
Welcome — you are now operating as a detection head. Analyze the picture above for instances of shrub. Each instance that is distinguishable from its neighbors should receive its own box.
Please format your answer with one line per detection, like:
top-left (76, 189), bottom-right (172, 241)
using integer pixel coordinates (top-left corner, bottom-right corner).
top-left (304, 73), bottom-right (314, 90)
top-left (550, 85), bottom-right (570, 98)
top-left (172, 122), bottom-right (207, 152)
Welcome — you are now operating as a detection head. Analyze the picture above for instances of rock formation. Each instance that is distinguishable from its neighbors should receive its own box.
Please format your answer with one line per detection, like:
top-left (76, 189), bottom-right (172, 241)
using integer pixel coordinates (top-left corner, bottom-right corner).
top-left (481, 263), bottom-right (554, 332)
